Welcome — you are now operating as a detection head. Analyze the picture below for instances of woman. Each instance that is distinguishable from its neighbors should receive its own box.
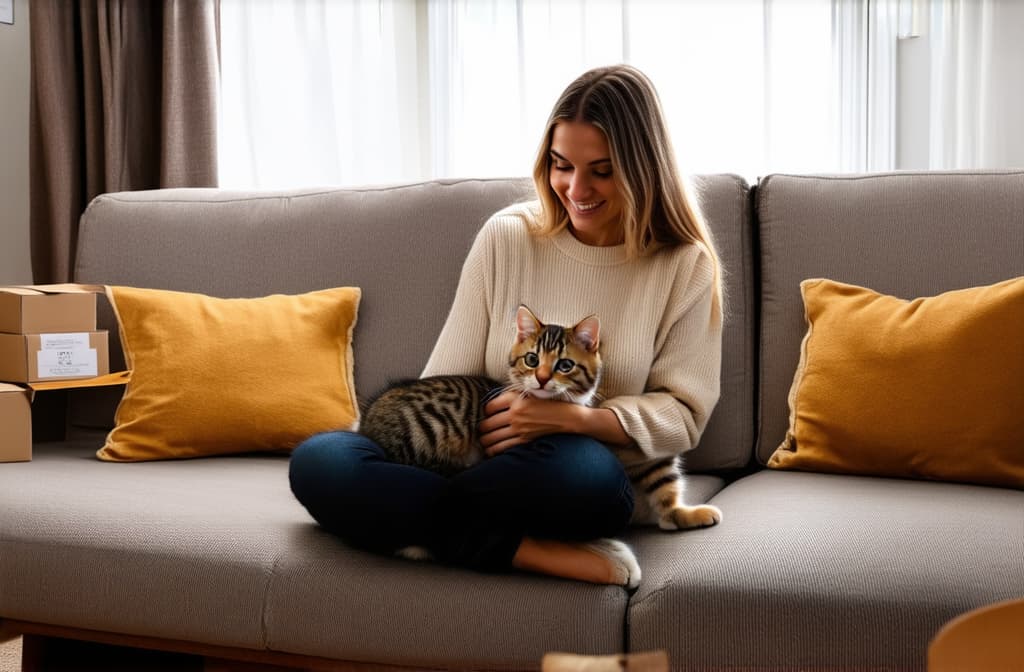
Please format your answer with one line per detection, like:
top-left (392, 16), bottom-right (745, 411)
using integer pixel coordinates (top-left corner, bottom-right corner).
top-left (289, 64), bottom-right (723, 587)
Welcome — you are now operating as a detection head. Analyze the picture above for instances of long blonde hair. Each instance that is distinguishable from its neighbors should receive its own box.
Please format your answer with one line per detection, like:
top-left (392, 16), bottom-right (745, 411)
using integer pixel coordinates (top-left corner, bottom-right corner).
top-left (531, 64), bottom-right (723, 319)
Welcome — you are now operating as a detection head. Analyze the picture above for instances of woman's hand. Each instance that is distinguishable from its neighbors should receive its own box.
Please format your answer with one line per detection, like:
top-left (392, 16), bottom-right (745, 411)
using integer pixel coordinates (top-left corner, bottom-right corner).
top-left (478, 390), bottom-right (633, 457)
top-left (478, 390), bottom-right (582, 457)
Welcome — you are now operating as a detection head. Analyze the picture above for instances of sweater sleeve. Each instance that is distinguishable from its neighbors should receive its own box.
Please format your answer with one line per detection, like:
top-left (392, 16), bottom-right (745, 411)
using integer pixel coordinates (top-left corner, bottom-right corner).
top-left (601, 253), bottom-right (723, 467)
top-left (421, 224), bottom-right (494, 378)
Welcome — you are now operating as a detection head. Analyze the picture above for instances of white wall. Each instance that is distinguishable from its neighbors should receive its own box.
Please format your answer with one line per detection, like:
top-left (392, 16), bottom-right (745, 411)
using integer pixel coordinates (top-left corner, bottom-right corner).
top-left (0, 0), bottom-right (31, 284)
top-left (897, 9), bottom-right (932, 169)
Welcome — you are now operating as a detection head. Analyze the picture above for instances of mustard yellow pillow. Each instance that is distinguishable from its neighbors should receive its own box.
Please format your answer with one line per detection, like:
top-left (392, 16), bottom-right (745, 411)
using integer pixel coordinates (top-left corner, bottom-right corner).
top-left (769, 277), bottom-right (1024, 489)
top-left (99, 286), bottom-right (360, 461)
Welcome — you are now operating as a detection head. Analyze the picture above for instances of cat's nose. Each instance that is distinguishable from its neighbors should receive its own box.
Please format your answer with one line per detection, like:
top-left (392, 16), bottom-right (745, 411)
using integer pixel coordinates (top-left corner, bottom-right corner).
top-left (536, 367), bottom-right (552, 388)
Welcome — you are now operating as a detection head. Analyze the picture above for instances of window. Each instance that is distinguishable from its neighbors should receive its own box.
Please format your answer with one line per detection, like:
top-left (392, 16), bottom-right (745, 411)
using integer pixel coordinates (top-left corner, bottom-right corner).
top-left (218, 0), bottom-right (1024, 189)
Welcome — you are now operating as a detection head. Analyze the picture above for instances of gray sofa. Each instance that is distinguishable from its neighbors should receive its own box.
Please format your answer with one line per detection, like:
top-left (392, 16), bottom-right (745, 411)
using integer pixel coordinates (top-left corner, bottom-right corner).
top-left (1, 171), bottom-right (1022, 671)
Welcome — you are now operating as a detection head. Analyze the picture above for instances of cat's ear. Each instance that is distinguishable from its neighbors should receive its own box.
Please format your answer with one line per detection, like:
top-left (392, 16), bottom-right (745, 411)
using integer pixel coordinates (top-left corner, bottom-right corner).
top-left (572, 314), bottom-right (600, 353)
top-left (516, 305), bottom-right (542, 343)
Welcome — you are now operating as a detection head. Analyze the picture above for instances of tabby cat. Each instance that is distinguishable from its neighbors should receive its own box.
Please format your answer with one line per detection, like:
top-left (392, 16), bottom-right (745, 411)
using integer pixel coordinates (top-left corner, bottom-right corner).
top-left (359, 304), bottom-right (722, 531)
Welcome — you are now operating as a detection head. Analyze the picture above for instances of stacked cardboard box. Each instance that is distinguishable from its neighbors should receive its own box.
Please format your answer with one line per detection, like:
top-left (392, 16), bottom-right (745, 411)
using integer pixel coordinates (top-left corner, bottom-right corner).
top-left (0, 284), bottom-right (112, 462)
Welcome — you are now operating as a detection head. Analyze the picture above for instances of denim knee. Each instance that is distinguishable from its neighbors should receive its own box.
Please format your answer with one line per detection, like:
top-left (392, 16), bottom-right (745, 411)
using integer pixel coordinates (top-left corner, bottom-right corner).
top-left (562, 434), bottom-right (635, 531)
top-left (288, 430), bottom-right (374, 506)
top-left (520, 433), bottom-right (635, 537)
top-left (536, 434), bottom-right (633, 494)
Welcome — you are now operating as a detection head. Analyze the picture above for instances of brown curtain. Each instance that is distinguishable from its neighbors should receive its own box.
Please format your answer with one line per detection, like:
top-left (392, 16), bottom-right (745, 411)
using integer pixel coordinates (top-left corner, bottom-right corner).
top-left (29, 0), bottom-right (219, 284)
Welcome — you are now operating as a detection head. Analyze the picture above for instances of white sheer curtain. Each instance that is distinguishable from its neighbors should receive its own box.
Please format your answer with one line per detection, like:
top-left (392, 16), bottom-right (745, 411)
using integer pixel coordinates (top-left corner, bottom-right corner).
top-left (218, 0), bottom-right (422, 188)
top-left (217, 0), bottom-right (1023, 190)
top-left (220, 0), bottom-right (844, 187)
top-left (414, 0), bottom-right (842, 181)
top-left (927, 0), bottom-right (1024, 168)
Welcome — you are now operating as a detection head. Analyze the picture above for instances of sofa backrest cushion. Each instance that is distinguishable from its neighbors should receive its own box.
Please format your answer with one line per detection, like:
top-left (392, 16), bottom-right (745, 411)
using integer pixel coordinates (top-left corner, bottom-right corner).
top-left (755, 170), bottom-right (1024, 464)
top-left (73, 179), bottom-right (533, 430)
top-left (72, 175), bottom-right (755, 473)
top-left (688, 174), bottom-right (756, 472)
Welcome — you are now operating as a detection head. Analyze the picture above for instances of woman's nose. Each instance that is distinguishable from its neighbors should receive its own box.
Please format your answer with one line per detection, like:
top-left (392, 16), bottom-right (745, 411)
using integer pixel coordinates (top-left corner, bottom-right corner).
top-left (568, 173), bottom-right (591, 199)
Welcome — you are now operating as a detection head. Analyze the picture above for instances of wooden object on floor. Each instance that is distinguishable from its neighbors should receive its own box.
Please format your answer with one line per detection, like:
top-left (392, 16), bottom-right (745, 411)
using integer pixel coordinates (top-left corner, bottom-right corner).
top-left (927, 597), bottom-right (1024, 671)
top-left (542, 650), bottom-right (669, 672)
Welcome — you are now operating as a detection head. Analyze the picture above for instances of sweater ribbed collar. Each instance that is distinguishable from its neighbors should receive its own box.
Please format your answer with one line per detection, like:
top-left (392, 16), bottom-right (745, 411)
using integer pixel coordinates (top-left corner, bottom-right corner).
top-left (552, 227), bottom-right (629, 266)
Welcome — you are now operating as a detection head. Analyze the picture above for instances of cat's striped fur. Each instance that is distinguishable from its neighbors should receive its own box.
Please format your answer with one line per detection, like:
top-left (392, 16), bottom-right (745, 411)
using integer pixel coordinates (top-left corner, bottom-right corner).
top-left (359, 304), bottom-right (721, 531)
top-left (360, 375), bottom-right (501, 476)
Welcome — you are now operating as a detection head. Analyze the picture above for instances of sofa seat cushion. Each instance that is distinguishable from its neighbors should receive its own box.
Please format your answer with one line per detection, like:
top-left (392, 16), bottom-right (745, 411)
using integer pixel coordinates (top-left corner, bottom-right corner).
top-left (626, 470), bottom-right (1024, 670)
top-left (0, 439), bottom-right (290, 649)
top-left (0, 439), bottom-right (633, 669)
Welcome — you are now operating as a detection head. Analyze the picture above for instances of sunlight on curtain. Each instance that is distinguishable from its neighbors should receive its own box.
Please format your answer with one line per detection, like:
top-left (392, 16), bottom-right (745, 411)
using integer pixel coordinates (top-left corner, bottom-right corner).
top-left (629, 1), bottom-right (768, 179)
top-left (218, 0), bottom-right (421, 188)
top-left (764, 1), bottom-right (837, 174)
top-left (219, 0), bottom-right (845, 188)
top-left (429, 0), bottom-right (627, 179)
top-left (432, 0), bottom-right (838, 181)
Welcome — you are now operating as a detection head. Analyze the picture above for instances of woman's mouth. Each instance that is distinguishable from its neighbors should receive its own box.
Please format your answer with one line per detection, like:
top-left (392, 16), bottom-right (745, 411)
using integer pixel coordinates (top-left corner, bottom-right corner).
top-left (569, 200), bottom-right (605, 216)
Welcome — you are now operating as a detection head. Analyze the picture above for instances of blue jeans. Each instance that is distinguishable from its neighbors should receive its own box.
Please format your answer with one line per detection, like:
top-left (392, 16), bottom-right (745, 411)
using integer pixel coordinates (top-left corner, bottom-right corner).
top-left (288, 431), bottom-right (634, 572)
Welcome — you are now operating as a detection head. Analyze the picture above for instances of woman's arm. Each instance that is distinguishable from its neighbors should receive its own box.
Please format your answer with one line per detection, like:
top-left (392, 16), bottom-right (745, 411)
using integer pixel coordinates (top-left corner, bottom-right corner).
top-left (601, 256), bottom-right (722, 466)
top-left (420, 226), bottom-right (494, 378)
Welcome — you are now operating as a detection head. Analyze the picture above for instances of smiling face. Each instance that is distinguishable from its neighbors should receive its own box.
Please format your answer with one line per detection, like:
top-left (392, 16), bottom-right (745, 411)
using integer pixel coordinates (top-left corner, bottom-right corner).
top-left (548, 120), bottom-right (625, 247)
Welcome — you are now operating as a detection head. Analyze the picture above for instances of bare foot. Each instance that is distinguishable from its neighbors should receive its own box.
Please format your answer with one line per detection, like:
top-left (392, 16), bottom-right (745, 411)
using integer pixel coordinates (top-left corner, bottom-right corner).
top-left (513, 537), bottom-right (641, 588)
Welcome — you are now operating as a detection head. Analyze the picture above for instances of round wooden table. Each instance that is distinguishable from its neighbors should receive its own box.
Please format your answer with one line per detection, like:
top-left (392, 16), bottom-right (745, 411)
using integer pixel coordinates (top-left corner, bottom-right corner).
top-left (928, 597), bottom-right (1024, 671)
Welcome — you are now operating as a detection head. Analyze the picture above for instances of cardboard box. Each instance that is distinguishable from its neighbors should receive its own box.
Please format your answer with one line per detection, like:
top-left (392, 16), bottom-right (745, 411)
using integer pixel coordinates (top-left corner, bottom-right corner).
top-left (0, 284), bottom-right (102, 334)
top-left (0, 383), bottom-right (32, 462)
top-left (0, 331), bottom-right (110, 383)
top-left (0, 372), bottom-right (130, 463)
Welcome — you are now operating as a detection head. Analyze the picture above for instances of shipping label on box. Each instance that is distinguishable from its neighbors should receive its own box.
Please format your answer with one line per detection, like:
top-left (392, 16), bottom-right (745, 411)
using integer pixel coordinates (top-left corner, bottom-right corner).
top-left (0, 382), bottom-right (32, 462)
top-left (0, 284), bottom-right (102, 334)
top-left (0, 331), bottom-right (110, 383)
top-left (36, 333), bottom-right (99, 379)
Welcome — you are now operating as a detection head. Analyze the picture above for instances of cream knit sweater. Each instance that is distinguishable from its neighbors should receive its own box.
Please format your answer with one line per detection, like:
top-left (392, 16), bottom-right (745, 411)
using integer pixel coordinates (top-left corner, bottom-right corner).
top-left (422, 202), bottom-right (722, 470)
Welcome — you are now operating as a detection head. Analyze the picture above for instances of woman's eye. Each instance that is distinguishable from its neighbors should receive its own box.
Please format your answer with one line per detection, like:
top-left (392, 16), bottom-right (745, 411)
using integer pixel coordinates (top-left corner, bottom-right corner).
top-left (594, 170), bottom-right (612, 178)
top-left (555, 359), bottom-right (575, 373)
top-left (553, 164), bottom-right (572, 172)
top-left (524, 352), bottom-right (540, 368)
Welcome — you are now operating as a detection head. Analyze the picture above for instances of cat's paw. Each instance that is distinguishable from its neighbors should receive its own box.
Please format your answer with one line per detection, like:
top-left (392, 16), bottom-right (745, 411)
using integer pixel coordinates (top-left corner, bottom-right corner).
top-left (582, 538), bottom-right (642, 589)
top-left (659, 504), bottom-right (723, 531)
top-left (395, 545), bottom-right (436, 561)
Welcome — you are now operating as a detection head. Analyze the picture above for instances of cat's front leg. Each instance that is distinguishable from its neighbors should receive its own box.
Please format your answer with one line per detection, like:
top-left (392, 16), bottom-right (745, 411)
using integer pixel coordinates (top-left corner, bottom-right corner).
top-left (659, 503), bottom-right (722, 530)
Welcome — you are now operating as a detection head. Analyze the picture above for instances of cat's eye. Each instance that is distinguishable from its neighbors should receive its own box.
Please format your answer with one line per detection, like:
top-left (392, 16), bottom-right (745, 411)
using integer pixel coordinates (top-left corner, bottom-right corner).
top-left (555, 358), bottom-right (575, 373)
top-left (523, 352), bottom-right (540, 368)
